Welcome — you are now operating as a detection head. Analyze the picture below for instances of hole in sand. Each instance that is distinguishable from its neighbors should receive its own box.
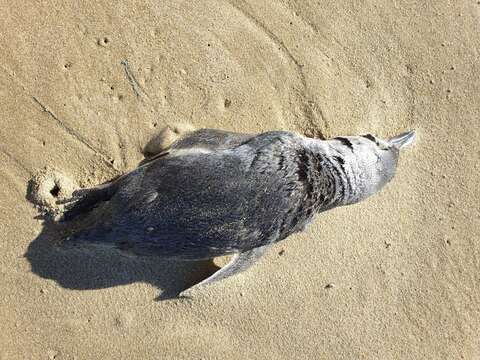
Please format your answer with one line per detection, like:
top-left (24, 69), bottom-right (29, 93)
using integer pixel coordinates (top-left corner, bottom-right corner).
top-left (27, 168), bottom-right (77, 215)
top-left (50, 184), bottom-right (60, 198)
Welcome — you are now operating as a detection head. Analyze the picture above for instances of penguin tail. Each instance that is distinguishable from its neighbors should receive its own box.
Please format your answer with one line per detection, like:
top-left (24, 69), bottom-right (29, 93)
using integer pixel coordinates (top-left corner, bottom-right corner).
top-left (59, 181), bottom-right (118, 222)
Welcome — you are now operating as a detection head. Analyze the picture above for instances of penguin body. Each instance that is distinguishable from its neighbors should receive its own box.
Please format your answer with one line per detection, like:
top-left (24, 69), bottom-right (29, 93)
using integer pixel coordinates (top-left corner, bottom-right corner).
top-left (60, 128), bottom-right (415, 292)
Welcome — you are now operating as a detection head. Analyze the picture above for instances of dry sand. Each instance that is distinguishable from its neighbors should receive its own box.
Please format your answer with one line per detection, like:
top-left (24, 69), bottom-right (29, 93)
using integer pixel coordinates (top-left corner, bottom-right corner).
top-left (1, 1), bottom-right (479, 359)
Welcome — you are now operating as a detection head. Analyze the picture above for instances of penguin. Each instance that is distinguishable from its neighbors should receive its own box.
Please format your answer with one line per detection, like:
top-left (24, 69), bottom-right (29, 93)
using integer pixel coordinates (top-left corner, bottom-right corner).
top-left (59, 127), bottom-right (415, 294)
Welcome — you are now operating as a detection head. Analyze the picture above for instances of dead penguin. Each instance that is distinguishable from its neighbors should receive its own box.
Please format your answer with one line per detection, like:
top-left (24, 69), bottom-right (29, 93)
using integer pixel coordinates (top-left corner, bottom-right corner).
top-left (59, 128), bottom-right (415, 295)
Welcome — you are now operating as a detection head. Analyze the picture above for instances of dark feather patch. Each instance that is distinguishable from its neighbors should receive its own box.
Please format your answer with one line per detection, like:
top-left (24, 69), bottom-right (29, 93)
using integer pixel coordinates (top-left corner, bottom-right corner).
top-left (333, 156), bottom-right (345, 165)
top-left (335, 137), bottom-right (354, 151)
top-left (362, 134), bottom-right (377, 143)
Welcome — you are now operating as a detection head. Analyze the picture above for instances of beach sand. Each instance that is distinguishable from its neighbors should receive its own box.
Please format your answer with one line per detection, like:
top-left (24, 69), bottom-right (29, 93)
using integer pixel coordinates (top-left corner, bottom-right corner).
top-left (0, 1), bottom-right (479, 359)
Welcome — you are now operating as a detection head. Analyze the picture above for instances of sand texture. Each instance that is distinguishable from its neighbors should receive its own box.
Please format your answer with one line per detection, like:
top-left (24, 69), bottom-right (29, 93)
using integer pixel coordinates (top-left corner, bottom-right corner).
top-left (1, 1), bottom-right (479, 359)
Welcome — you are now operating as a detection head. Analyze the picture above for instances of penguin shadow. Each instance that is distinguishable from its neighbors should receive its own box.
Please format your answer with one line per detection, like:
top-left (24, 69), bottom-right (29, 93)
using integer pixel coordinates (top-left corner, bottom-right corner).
top-left (24, 189), bottom-right (220, 302)
top-left (24, 219), bottom-right (220, 300)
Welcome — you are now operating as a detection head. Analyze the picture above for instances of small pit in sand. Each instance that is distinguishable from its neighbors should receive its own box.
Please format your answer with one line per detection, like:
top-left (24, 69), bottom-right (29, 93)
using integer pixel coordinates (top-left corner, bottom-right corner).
top-left (27, 168), bottom-right (77, 215)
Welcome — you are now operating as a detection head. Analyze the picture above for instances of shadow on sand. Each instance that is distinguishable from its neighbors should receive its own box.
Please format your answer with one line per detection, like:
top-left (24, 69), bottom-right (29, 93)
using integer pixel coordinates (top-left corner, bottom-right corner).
top-left (24, 216), bottom-right (220, 301)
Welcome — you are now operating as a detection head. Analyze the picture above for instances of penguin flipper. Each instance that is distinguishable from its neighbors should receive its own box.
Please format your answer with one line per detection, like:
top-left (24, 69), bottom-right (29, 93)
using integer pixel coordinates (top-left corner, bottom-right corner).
top-left (180, 245), bottom-right (270, 296)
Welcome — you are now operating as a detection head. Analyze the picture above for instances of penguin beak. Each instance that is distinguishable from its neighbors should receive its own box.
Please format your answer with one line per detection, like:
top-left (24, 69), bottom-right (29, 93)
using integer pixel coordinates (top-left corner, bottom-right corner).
top-left (389, 130), bottom-right (416, 149)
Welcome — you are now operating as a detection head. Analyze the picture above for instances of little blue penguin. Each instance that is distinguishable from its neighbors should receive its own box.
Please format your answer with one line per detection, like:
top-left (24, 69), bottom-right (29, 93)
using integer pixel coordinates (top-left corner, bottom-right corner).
top-left (60, 128), bottom-right (415, 293)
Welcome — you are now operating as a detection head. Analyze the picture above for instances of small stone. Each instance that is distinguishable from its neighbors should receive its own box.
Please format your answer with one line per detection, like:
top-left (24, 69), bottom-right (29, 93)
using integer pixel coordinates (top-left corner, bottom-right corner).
top-left (144, 126), bottom-right (177, 156)
top-left (278, 249), bottom-right (285, 256)
top-left (172, 123), bottom-right (196, 135)
top-left (325, 283), bottom-right (335, 289)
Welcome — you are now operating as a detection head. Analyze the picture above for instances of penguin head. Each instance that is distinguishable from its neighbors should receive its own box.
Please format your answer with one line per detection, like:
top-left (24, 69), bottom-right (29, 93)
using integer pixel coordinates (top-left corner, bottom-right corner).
top-left (334, 130), bottom-right (416, 203)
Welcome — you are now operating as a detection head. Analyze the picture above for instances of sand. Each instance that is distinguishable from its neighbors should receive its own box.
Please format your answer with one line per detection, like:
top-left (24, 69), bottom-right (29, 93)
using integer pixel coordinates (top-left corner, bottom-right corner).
top-left (0, 1), bottom-right (479, 359)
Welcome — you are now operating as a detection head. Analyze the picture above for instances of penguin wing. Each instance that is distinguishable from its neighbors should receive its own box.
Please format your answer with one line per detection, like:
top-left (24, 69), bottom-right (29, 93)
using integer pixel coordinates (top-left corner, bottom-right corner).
top-left (180, 244), bottom-right (270, 296)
